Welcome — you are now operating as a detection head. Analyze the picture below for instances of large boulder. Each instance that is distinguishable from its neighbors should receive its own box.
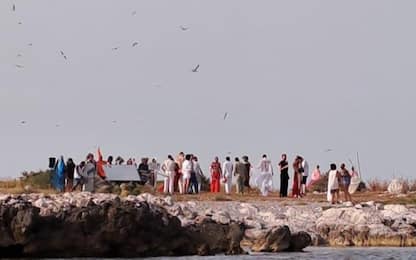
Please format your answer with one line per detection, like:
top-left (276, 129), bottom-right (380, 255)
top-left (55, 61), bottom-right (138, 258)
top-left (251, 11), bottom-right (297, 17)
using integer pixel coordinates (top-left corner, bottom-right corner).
top-left (286, 231), bottom-right (312, 252)
top-left (243, 226), bottom-right (311, 252)
top-left (388, 179), bottom-right (406, 194)
top-left (245, 226), bottom-right (291, 252)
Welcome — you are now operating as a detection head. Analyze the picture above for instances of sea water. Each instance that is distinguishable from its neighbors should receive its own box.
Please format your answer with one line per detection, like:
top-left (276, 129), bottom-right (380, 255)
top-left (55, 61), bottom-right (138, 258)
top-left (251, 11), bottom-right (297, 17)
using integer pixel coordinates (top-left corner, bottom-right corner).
top-left (33, 247), bottom-right (416, 260)
top-left (146, 247), bottom-right (416, 260)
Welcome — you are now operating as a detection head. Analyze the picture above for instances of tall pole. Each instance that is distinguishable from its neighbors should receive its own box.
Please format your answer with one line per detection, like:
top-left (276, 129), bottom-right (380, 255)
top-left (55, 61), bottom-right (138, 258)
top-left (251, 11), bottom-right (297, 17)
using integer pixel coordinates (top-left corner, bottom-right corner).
top-left (356, 152), bottom-right (362, 179)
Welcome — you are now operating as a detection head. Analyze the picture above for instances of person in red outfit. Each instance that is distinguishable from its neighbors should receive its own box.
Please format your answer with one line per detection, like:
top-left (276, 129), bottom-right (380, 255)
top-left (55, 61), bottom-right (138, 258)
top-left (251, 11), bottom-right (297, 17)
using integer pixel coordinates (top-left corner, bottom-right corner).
top-left (292, 156), bottom-right (302, 198)
top-left (210, 157), bottom-right (222, 192)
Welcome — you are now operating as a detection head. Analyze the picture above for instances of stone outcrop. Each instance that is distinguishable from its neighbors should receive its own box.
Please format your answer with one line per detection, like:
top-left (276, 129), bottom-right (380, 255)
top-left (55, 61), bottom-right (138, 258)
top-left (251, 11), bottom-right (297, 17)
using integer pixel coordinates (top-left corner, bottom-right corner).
top-left (6, 191), bottom-right (415, 256)
top-left (0, 193), bottom-right (312, 257)
top-left (169, 199), bottom-right (416, 249)
top-left (0, 194), bottom-right (245, 257)
top-left (315, 204), bottom-right (416, 247)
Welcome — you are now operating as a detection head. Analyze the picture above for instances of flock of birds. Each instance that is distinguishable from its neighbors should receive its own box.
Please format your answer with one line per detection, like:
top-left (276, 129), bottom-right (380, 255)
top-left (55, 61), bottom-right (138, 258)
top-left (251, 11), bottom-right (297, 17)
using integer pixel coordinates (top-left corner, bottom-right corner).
top-left (10, 3), bottom-right (228, 127)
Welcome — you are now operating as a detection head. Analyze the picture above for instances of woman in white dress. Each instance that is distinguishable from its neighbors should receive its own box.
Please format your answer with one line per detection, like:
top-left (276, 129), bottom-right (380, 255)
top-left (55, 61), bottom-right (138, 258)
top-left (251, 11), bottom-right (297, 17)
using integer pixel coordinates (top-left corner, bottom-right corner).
top-left (327, 163), bottom-right (340, 204)
top-left (255, 154), bottom-right (273, 196)
top-left (182, 154), bottom-right (193, 194)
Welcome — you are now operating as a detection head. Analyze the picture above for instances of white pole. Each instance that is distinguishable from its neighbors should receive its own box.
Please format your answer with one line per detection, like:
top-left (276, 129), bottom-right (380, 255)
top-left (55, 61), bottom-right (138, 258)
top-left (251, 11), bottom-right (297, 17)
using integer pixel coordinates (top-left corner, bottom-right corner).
top-left (356, 152), bottom-right (362, 179)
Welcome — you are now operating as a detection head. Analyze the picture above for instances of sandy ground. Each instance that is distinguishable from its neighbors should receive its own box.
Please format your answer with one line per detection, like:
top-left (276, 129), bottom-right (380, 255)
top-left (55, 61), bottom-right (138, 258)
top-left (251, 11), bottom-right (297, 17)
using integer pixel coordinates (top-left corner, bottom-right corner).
top-left (1, 183), bottom-right (416, 205)
top-left (170, 188), bottom-right (416, 206)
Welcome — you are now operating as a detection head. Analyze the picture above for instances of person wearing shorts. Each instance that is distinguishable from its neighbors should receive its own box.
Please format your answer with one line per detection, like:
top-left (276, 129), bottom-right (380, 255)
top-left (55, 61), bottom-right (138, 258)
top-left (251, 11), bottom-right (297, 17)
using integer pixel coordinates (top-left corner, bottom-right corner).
top-left (340, 163), bottom-right (352, 202)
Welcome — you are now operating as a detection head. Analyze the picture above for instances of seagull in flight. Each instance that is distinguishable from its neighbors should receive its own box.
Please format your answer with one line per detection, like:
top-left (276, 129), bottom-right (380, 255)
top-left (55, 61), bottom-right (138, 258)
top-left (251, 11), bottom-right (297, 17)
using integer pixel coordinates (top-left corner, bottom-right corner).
top-left (12, 4), bottom-right (15, 12)
top-left (15, 64), bottom-right (24, 69)
top-left (20, 120), bottom-right (26, 124)
top-left (180, 26), bottom-right (189, 31)
top-left (223, 112), bottom-right (228, 120)
top-left (131, 11), bottom-right (137, 16)
top-left (28, 43), bottom-right (33, 46)
top-left (192, 64), bottom-right (200, 72)
top-left (132, 42), bottom-right (139, 47)
top-left (17, 54), bottom-right (22, 57)
top-left (60, 50), bottom-right (67, 60)
top-left (324, 149), bottom-right (333, 152)
top-left (112, 47), bottom-right (120, 51)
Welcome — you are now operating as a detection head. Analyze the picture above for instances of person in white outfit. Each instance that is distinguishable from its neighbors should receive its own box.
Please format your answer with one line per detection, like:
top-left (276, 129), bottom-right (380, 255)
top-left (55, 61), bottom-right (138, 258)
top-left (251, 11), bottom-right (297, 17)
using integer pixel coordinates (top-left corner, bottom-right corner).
top-left (222, 156), bottom-right (234, 194)
top-left (327, 163), bottom-right (340, 204)
top-left (161, 155), bottom-right (177, 194)
top-left (192, 156), bottom-right (204, 192)
top-left (255, 154), bottom-right (273, 196)
top-left (148, 158), bottom-right (160, 190)
top-left (300, 156), bottom-right (309, 196)
top-left (182, 154), bottom-right (193, 194)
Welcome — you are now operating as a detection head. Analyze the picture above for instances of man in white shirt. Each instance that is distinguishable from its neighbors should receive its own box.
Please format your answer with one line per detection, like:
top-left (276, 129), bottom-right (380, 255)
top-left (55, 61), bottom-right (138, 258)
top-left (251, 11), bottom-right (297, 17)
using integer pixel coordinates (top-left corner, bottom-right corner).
top-left (222, 156), bottom-right (234, 194)
top-left (300, 156), bottom-right (309, 196)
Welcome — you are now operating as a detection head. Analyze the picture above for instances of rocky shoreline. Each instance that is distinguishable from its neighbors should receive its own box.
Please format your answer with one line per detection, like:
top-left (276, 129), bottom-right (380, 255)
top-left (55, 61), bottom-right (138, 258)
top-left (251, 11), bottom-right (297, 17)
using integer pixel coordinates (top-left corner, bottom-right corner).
top-left (1, 193), bottom-right (415, 257)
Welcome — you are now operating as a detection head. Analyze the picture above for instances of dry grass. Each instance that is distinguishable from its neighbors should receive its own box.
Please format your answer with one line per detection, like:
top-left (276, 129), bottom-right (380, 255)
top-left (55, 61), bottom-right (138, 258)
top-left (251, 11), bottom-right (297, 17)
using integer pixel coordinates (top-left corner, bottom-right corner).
top-left (367, 178), bottom-right (416, 193)
top-left (368, 179), bottom-right (389, 192)
top-left (0, 170), bottom-right (56, 194)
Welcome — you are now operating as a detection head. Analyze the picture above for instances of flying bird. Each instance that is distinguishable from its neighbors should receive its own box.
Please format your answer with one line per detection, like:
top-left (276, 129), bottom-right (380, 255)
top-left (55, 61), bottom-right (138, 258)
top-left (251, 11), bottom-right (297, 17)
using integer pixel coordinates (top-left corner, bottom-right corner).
top-left (132, 42), bottom-right (139, 47)
top-left (28, 43), bottom-right (33, 46)
top-left (12, 4), bottom-right (15, 12)
top-left (191, 64), bottom-right (200, 72)
top-left (180, 26), bottom-right (189, 31)
top-left (55, 124), bottom-right (60, 127)
top-left (131, 11), bottom-right (137, 16)
top-left (18, 22), bottom-right (22, 25)
top-left (20, 120), bottom-right (26, 124)
top-left (112, 120), bottom-right (117, 124)
top-left (324, 149), bottom-right (333, 152)
top-left (112, 47), bottom-right (120, 51)
top-left (223, 112), bottom-right (228, 120)
top-left (16, 54), bottom-right (22, 57)
top-left (15, 64), bottom-right (24, 68)
top-left (60, 50), bottom-right (67, 60)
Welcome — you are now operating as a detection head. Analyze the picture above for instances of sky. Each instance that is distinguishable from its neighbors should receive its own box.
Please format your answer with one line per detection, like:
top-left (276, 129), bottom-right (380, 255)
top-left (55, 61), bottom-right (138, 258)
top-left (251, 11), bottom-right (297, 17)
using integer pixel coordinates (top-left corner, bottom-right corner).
top-left (1, 0), bottom-right (415, 186)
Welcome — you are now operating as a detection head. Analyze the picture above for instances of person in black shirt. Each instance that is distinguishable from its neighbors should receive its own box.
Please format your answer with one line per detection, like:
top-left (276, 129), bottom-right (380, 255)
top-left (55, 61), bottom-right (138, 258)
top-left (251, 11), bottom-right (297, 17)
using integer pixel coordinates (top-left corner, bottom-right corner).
top-left (278, 154), bottom-right (289, 197)
top-left (242, 156), bottom-right (251, 189)
top-left (65, 158), bottom-right (76, 192)
top-left (138, 158), bottom-right (150, 185)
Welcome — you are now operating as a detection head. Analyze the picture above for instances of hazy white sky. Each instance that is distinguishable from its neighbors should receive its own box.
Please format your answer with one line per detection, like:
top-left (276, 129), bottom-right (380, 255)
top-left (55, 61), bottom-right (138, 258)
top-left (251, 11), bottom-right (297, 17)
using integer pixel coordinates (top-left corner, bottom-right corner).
top-left (1, 1), bottom-right (415, 184)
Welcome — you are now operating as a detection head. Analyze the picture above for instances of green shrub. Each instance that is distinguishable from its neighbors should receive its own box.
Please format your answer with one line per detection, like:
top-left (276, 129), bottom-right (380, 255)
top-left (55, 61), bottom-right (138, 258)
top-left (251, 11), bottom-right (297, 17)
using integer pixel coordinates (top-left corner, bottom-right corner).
top-left (20, 170), bottom-right (52, 189)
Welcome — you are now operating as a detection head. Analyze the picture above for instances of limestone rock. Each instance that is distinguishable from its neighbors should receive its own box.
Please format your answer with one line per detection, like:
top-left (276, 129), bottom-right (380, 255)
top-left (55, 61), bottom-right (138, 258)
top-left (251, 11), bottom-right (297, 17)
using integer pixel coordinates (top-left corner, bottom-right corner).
top-left (247, 226), bottom-right (291, 252)
top-left (388, 179), bottom-right (406, 194)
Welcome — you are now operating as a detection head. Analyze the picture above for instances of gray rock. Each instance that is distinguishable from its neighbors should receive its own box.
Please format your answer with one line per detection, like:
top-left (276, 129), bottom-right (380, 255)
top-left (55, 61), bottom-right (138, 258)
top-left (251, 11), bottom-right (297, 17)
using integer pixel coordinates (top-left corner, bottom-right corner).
top-left (246, 226), bottom-right (291, 252)
top-left (286, 231), bottom-right (312, 252)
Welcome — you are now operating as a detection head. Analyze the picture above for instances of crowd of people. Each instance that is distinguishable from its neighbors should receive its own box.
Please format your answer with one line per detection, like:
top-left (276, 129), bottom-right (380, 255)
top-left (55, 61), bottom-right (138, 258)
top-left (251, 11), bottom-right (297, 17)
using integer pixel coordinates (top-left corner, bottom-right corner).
top-left (51, 151), bottom-right (360, 203)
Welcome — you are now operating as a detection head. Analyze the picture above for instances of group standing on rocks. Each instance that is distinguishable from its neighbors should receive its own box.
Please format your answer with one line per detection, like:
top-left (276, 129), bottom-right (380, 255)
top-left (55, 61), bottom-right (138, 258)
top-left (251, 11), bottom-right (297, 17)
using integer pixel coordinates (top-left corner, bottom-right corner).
top-left (50, 150), bottom-right (359, 203)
